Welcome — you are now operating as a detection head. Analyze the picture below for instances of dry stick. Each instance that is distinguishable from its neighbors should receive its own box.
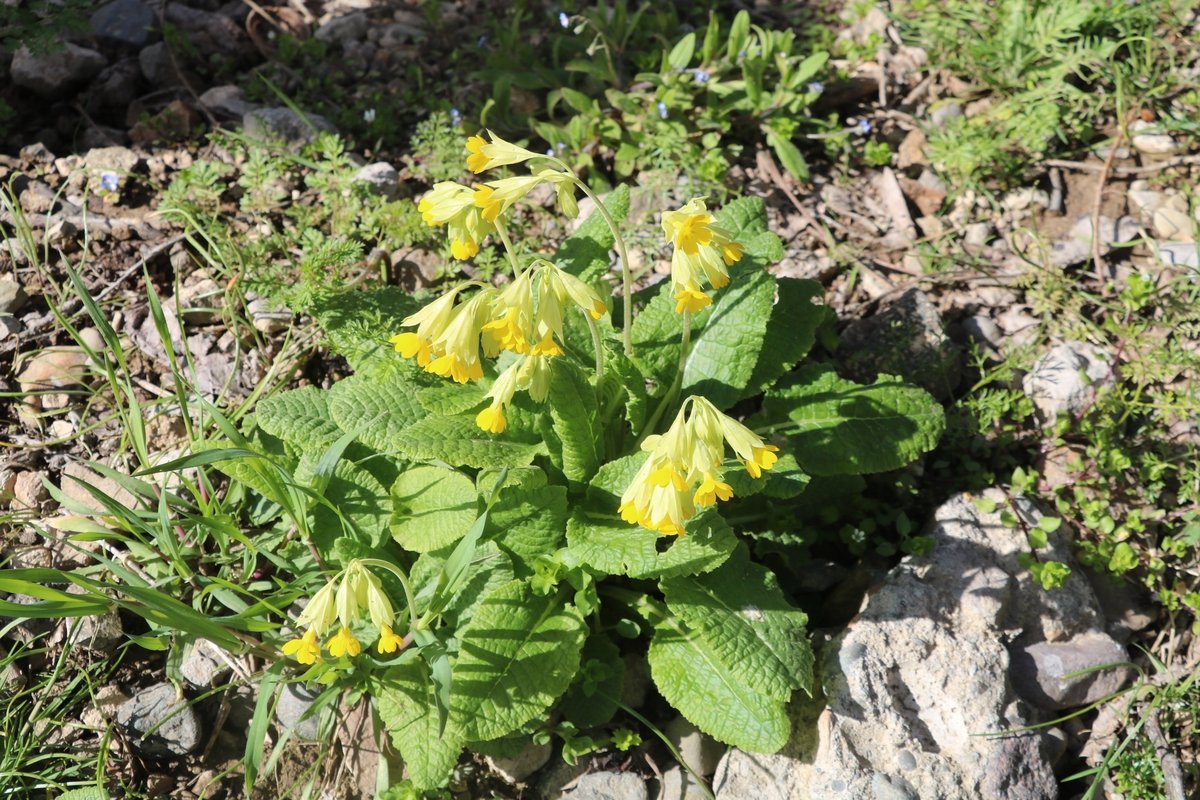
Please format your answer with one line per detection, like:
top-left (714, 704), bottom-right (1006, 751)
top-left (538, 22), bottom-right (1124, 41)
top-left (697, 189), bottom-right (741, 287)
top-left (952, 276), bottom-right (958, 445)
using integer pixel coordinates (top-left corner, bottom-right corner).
top-left (1145, 708), bottom-right (1186, 800)
top-left (1044, 153), bottom-right (1200, 176)
top-left (1091, 125), bottom-right (1125, 284)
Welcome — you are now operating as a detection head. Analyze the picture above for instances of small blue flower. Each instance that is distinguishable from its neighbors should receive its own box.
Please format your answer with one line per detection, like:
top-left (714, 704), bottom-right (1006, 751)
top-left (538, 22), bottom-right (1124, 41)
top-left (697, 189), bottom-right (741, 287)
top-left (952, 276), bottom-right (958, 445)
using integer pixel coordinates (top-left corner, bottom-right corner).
top-left (657, 101), bottom-right (668, 120)
top-left (693, 69), bottom-right (710, 83)
top-left (807, 81), bottom-right (823, 94)
top-left (450, 107), bottom-right (462, 127)
top-left (556, 142), bottom-right (567, 152)
top-left (100, 172), bottom-right (119, 192)
top-left (559, 11), bottom-right (570, 28)
top-left (546, 148), bottom-right (555, 157)
top-left (857, 119), bottom-right (872, 134)
top-left (362, 108), bottom-right (376, 124)
top-left (476, 34), bottom-right (487, 47)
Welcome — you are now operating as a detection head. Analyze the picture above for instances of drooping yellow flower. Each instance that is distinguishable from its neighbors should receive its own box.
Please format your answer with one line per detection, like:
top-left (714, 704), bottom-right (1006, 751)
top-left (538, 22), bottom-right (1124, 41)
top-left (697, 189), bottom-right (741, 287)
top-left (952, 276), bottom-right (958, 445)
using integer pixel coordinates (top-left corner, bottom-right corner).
top-left (392, 287), bottom-right (464, 368)
top-left (417, 182), bottom-right (492, 260)
top-left (328, 626), bottom-right (362, 658)
top-left (282, 628), bottom-right (322, 665)
top-left (466, 131), bottom-right (540, 174)
top-left (541, 262), bottom-right (608, 321)
top-left (377, 624), bottom-right (405, 654)
top-left (295, 578), bottom-right (338, 636)
top-left (426, 289), bottom-right (495, 383)
top-left (661, 198), bottom-right (744, 313)
top-left (482, 268), bottom-right (534, 357)
top-left (619, 396), bottom-right (781, 535)
top-left (475, 357), bottom-right (524, 434)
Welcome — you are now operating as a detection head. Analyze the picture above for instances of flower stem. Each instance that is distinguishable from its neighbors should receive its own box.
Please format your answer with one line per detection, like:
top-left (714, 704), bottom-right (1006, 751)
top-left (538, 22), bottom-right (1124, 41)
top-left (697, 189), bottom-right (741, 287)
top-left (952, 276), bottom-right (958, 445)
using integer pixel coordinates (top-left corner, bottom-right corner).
top-left (584, 312), bottom-right (605, 387)
top-left (493, 219), bottom-right (522, 279)
top-left (569, 176), bottom-right (635, 357)
top-left (638, 309), bottom-right (692, 444)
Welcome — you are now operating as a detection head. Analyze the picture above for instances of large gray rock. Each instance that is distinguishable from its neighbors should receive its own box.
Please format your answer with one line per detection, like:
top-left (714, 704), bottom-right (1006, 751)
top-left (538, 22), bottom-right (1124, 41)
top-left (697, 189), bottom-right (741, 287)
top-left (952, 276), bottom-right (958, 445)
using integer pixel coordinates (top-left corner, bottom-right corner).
top-left (243, 107), bottom-right (336, 148)
top-left (838, 288), bottom-right (960, 400)
top-left (11, 44), bottom-right (107, 97)
top-left (180, 639), bottom-right (232, 688)
top-left (198, 85), bottom-right (259, 121)
top-left (1010, 632), bottom-right (1134, 710)
top-left (715, 489), bottom-right (1104, 800)
top-left (315, 11), bottom-right (369, 44)
top-left (353, 162), bottom-right (401, 199)
top-left (1023, 341), bottom-right (1116, 425)
top-left (0, 273), bottom-right (27, 314)
top-left (90, 0), bottom-right (157, 47)
top-left (564, 771), bottom-right (648, 800)
top-left (275, 682), bottom-right (322, 741)
top-left (116, 682), bottom-right (202, 755)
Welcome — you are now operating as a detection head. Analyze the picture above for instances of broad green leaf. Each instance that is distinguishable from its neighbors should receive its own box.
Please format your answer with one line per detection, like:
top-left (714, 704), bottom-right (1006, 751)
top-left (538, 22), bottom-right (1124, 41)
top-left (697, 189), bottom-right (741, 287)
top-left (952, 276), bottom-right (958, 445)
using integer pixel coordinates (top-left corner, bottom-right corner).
top-left (765, 126), bottom-right (809, 181)
top-left (377, 658), bottom-right (465, 791)
top-left (714, 196), bottom-right (773, 244)
top-left (793, 51), bottom-right (829, 85)
top-left (744, 278), bottom-right (831, 398)
top-left (566, 508), bottom-right (736, 580)
top-left (451, 580), bottom-right (586, 740)
top-left (726, 10), bottom-right (750, 61)
top-left (559, 631), bottom-right (624, 729)
top-left (296, 454), bottom-right (391, 553)
top-left (548, 360), bottom-right (602, 484)
top-left (659, 544), bottom-right (812, 703)
top-left (390, 466), bottom-right (479, 553)
top-left (682, 267), bottom-right (776, 409)
top-left (723, 452), bottom-right (810, 500)
top-left (556, 184), bottom-right (631, 282)
top-left (759, 364), bottom-right (945, 476)
top-left (393, 414), bottom-right (543, 468)
top-left (606, 348), bottom-right (648, 436)
top-left (667, 32), bottom-right (696, 69)
top-left (630, 285), bottom-right (710, 398)
top-left (649, 617), bottom-right (790, 752)
top-left (328, 373), bottom-right (427, 452)
top-left (55, 788), bottom-right (109, 800)
top-left (418, 381), bottom-right (488, 416)
top-left (487, 484), bottom-right (569, 566)
top-left (255, 387), bottom-right (342, 450)
top-left (411, 541), bottom-right (514, 629)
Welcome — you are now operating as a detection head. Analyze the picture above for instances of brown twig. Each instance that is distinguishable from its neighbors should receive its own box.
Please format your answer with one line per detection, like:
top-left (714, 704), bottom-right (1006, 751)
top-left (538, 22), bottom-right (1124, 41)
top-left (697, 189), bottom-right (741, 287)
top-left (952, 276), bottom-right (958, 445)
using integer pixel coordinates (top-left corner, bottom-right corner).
top-left (1044, 153), bottom-right (1200, 176)
top-left (1091, 126), bottom-right (1125, 283)
top-left (1145, 708), bottom-right (1186, 800)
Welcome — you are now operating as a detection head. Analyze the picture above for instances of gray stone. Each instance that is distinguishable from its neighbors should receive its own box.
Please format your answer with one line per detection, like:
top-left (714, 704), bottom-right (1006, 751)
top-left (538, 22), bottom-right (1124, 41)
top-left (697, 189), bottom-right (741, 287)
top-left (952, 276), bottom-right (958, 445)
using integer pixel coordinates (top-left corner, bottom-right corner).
top-left (0, 274), bottom-right (27, 315)
top-left (929, 102), bottom-right (962, 128)
top-left (275, 682), bottom-right (322, 741)
top-left (163, 4), bottom-right (246, 56)
top-left (176, 277), bottom-right (224, 324)
top-left (353, 162), bottom-right (400, 199)
top-left (83, 146), bottom-right (139, 177)
top-left (138, 42), bottom-right (181, 87)
top-left (1127, 188), bottom-right (1166, 221)
top-left (87, 58), bottom-right (143, 111)
top-left (1081, 568), bottom-right (1155, 642)
top-left (715, 489), bottom-right (1098, 800)
top-left (1153, 205), bottom-right (1194, 241)
top-left (180, 639), bottom-right (232, 688)
top-left (243, 107), bottom-right (336, 148)
top-left (11, 44), bottom-right (107, 97)
top-left (666, 716), bottom-right (723, 776)
top-left (65, 603), bottom-right (123, 656)
top-left (60, 462), bottom-right (139, 511)
top-left (564, 771), bottom-right (648, 800)
top-left (20, 142), bottom-right (55, 163)
top-left (658, 767), bottom-right (709, 800)
top-left (247, 296), bottom-right (291, 334)
top-left (1010, 632), bottom-right (1134, 710)
top-left (962, 314), bottom-right (1003, 353)
top-left (838, 288), bottom-right (960, 400)
top-left (198, 85), bottom-right (259, 121)
top-left (485, 740), bottom-right (552, 784)
top-left (315, 11), bottom-right (368, 43)
top-left (11, 471), bottom-right (50, 511)
top-left (1130, 120), bottom-right (1182, 156)
top-left (0, 315), bottom-right (19, 342)
top-left (1045, 215), bottom-right (1139, 269)
top-left (1023, 341), bottom-right (1116, 425)
top-left (90, 0), bottom-right (157, 47)
top-left (117, 682), bottom-right (202, 755)
top-left (1157, 241), bottom-right (1200, 270)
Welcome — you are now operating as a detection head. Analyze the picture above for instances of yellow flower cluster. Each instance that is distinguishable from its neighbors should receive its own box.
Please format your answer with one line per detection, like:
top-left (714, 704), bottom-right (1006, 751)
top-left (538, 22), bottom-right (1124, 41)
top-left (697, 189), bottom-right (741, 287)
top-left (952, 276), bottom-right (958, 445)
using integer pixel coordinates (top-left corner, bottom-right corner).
top-left (417, 132), bottom-right (579, 260)
top-left (662, 198), bottom-right (744, 314)
top-left (619, 397), bottom-right (779, 536)
top-left (391, 260), bottom-right (607, 432)
top-left (281, 560), bottom-right (404, 665)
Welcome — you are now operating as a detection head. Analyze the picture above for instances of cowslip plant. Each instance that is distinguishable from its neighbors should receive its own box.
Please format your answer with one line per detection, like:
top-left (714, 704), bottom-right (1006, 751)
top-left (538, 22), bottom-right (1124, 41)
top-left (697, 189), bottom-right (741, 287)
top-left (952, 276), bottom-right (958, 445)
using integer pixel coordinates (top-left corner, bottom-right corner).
top-left (215, 131), bottom-right (945, 791)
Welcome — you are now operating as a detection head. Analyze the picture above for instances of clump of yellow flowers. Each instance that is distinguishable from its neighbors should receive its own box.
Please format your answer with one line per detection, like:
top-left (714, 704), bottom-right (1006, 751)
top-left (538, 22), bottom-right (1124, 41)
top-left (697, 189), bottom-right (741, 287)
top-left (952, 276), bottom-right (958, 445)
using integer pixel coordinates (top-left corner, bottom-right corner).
top-left (396, 131), bottom-right (777, 538)
top-left (282, 560), bottom-right (404, 665)
top-left (619, 397), bottom-right (779, 536)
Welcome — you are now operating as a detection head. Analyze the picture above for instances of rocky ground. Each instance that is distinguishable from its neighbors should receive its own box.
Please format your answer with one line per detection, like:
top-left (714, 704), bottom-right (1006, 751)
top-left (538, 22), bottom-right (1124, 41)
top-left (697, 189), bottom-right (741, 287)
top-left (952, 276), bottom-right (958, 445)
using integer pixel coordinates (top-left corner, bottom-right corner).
top-left (2, 1), bottom-right (1198, 798)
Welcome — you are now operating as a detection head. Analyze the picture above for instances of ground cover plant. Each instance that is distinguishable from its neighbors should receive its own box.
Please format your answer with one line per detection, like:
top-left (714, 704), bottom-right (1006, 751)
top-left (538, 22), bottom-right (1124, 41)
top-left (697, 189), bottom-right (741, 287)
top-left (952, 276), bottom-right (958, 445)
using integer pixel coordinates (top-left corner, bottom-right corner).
top-left (2, 0), bottom-right (1200, 797)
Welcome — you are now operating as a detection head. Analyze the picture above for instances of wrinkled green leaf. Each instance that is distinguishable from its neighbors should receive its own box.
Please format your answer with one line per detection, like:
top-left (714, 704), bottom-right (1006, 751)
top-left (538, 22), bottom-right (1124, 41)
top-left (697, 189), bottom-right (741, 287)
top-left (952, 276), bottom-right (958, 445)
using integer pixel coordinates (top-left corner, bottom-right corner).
top-left (390, 466), bottom-right (479, 553)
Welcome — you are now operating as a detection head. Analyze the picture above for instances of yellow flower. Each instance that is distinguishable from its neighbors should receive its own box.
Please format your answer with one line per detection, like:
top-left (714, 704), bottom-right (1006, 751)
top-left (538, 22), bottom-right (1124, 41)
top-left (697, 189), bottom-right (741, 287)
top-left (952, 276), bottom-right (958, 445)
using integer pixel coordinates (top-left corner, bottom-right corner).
top-left (474, 175), bottom-right (543, 223)
top-left (392, 288), bottom-right (464, 368)
top-left (426, 290), bottom-right (495, 383)
top-left (295, 578), bottom-right (339, 636)
top-left (466, 131), bottom-right (540, 174)
top-left (661, 198), bottom-right (744, 313)
top-left (417, 182), bottom-right (491, 260)
top-left (693, 473), bottom-right (733, 507)
top-left (474, 357), bottom-right (525, 434)
top-left (282, 628), bottom-right (321, 665)
top-left (328, 626), bottom-right (362, 658)
top-left (542, 263), bottom-right (607, 321)
top-left (377, 624), bottom-right (405, 654)
top-left (482, 269), bottom-right (534, 356)
top-left (524, 355), bottom-right (552, 403)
